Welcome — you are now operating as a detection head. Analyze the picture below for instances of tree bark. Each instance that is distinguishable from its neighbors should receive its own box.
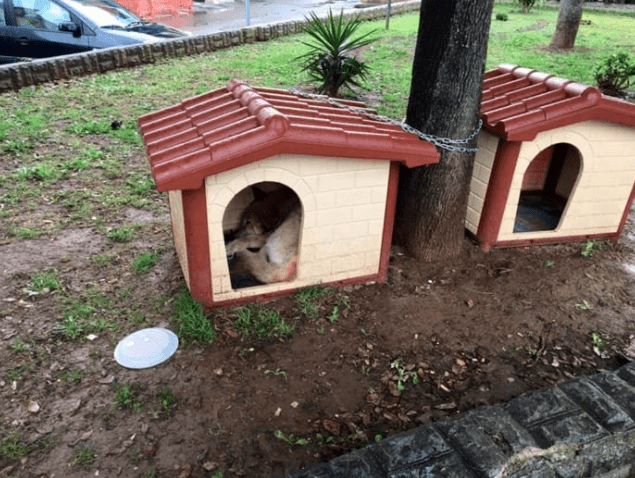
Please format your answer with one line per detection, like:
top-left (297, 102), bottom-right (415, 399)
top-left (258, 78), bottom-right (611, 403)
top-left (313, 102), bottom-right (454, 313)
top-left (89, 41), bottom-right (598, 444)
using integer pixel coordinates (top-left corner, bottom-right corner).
top-left (393, 0), bottom-right (494, 262)
top-left (549, 0), bottom-right (584, 50)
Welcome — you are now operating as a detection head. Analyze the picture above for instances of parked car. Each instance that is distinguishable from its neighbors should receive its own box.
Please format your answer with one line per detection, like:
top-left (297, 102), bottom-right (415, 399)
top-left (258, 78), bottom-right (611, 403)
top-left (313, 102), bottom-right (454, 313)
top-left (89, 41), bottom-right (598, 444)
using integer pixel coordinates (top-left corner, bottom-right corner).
top-left (0, 0), bottom-right (189, 63)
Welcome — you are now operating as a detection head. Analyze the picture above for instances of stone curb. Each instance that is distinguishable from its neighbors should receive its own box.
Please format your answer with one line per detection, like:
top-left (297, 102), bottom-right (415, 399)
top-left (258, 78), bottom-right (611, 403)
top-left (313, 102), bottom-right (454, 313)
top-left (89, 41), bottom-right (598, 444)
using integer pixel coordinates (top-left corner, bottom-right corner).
top-left (275, 361), bottom-right (635, 478)
top-left (0, 0), bottom-right (421, 95)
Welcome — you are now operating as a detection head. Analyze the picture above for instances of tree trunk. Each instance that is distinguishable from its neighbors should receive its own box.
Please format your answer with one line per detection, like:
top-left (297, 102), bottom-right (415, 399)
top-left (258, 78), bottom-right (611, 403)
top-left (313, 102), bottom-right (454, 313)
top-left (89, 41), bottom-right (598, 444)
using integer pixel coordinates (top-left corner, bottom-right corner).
top-left (393, 0), bottom-right (494, 262)
top-left (549, 0), bottom-right (584, 50)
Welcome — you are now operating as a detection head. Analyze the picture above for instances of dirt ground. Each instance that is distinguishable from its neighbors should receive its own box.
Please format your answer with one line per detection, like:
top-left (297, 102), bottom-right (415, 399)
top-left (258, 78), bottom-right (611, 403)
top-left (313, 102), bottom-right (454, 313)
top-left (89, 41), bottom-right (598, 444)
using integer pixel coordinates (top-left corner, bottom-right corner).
top-left (1, 194), bottom-right (635, 478)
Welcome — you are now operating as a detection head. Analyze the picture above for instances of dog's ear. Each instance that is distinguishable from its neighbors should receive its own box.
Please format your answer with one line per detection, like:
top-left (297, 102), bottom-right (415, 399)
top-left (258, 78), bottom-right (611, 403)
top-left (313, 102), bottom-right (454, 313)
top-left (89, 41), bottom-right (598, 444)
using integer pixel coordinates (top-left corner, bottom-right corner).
top-left (251, 185), bottom-right (267, 201)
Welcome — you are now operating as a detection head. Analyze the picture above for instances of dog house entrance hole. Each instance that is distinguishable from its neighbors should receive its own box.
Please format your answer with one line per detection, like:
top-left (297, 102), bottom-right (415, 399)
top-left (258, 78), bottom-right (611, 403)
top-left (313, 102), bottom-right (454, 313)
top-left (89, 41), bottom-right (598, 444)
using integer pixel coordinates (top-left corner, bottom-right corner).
top-left (514, 143), bottom-right (581, 233)
top-left (223, 182), bottom-right (302, 290)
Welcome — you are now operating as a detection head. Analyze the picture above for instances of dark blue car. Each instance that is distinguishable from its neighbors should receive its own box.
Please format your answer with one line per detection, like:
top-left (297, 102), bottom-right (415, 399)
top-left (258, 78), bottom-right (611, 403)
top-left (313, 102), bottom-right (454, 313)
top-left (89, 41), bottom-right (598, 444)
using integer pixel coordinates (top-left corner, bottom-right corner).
top-left (0, 0), bottom-right (189, 63)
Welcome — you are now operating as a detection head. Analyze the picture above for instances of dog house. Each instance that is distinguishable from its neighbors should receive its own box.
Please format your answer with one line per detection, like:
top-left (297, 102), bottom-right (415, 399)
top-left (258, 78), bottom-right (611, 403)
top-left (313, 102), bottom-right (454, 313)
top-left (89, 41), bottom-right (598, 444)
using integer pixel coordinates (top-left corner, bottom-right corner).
top-left (467, 64), bottom-right (635, 251)
top-left (138, 80), bottom-right (440, 308)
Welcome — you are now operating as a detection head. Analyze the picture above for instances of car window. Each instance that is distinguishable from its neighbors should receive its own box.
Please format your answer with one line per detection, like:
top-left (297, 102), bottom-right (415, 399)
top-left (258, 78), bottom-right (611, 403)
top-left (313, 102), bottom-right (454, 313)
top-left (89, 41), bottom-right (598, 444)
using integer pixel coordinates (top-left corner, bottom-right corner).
top-left (65, 0), bottom-right (138, 28)
top-left (1, 0), bottom-right (6, 25)
top-left (13, 0), bottom-right (72, 31)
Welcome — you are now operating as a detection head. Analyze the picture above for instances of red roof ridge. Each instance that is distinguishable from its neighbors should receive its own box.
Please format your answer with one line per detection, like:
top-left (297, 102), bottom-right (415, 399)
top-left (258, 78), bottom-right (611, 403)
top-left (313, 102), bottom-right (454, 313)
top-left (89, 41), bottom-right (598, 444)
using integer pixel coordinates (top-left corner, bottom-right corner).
top-left (139, 80), bottom-right (440, 191)
top-left (481, 64), bottom-right (634, 140)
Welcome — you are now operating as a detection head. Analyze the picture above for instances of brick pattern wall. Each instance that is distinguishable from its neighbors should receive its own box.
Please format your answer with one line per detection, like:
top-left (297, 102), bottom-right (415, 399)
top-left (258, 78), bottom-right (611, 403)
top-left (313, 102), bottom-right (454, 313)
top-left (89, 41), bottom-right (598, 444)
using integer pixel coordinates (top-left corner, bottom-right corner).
top-left (168, 190), bottom-right (189, 288)
top-left (466, 130), bottom-right (499, 234)
top-left (0, 1), bottom-right (421, 94)
top-left (204, 154), bottom-right (390, 302)
top-left (498, 120), bottom-right (635, 241)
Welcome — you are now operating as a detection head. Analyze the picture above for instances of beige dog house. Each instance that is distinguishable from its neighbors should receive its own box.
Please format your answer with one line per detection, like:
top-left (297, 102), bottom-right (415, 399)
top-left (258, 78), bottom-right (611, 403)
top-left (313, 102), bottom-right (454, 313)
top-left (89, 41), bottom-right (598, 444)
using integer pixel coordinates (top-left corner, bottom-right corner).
top-left (138, 81), bottom-right (440, 308)
top-left (468, 64), bottom-right (635, 251)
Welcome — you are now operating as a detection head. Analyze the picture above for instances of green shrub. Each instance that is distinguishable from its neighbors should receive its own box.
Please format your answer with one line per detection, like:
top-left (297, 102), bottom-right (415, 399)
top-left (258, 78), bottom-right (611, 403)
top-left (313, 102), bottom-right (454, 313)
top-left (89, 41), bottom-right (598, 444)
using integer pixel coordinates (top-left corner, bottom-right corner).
top-left (296, 9), bottom-right (376, 97)
top-left (496, 12), bottom-right (509, 21)
top-left (594, 51), bottom-right (635, 97)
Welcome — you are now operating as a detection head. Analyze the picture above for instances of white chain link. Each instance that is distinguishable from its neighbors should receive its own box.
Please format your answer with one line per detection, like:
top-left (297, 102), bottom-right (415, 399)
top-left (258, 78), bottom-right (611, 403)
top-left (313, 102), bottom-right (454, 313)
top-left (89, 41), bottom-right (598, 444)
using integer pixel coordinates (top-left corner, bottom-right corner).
top-left (288, 88), bottom-right (482, 154)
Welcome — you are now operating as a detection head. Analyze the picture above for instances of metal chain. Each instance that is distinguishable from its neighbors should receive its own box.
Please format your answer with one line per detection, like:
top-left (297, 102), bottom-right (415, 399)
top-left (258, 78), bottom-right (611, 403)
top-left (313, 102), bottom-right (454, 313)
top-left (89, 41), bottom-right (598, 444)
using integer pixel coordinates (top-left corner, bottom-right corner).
top-left (288, 88), bottom-right (482, 153)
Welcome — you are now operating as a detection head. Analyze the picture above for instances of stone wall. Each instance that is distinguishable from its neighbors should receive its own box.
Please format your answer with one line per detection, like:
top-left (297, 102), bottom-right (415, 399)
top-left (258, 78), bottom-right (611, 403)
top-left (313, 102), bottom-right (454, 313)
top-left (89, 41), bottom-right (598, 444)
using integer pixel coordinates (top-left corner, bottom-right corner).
top-left (0, 1), bottom-right (421, 95)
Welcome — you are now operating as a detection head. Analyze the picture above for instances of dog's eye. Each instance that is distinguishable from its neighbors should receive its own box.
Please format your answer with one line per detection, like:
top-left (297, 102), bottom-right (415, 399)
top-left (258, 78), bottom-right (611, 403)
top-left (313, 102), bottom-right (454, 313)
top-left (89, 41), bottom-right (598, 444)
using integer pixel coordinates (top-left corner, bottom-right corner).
top-left (247, 247), bottom-right (261, 253)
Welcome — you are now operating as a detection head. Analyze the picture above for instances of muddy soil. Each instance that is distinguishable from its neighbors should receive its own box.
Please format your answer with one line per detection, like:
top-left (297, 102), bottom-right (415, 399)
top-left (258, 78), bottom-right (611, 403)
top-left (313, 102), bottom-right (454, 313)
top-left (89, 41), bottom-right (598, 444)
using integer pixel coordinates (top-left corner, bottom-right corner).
top-left (2, 204), bottom-right (635, 477)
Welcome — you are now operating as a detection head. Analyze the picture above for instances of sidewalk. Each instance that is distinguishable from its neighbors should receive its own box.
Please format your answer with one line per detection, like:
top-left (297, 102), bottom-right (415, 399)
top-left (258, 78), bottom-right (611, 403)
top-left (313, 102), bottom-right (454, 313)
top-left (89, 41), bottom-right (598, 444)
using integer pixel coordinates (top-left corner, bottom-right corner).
top-left (275, 361), bottom-right (635, 478)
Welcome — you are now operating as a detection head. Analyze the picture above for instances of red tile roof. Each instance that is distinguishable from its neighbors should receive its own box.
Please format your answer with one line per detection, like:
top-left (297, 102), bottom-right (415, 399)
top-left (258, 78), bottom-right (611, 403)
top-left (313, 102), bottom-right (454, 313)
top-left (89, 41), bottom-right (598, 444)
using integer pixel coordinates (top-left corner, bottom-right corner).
top-left (138, 80), bottom-right (440, 192)
top-left (482, 64), bottom-right (635, 141)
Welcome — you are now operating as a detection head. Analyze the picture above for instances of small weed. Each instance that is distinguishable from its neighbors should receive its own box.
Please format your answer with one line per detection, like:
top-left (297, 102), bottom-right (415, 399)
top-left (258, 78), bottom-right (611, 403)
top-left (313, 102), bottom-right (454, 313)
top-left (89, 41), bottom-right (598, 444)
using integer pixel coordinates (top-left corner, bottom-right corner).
top-left (274, 429), bottom-right (309, 447)
top-left (25, 268), bottom-right (60, 297)
top-left (544, 260), bottom-right (555, 270)
top-left (16, 163), bottom-right (57, 181)
top-left (576, 300), bottom-right (593, 311)
top-left (315, 433), bottom-right (334, 445)
top-left (0, 429), bottom-right (31, 460)
top-left (374, 433), bottom-right (383, 443)
top-left (580, 240), bottom-right (607, 258)
top-left (591, 331), bottom-right (610, 350)
top-left (91, 253), bottom-right (117, 268)
top-left (391, 359), bottom-right (419, 393)
top-left (144, 466), bottom-right (159, 478)
top-left (155, 387), bottom-right (177, 416)
top-left (12, 227), bottom-right (41, 239)
top-left (264, 368), bottom-right (289, 380)
top-left (66, 119), bottom-right (111, 135)
top-left (62, 367), bottom-right (84, 385)
top-left (511, 345), bottom-right (538, 357)
top-left (107, 225), bottom-right (136, 243)
top-left (8, 336), bottom-right (30, 353)
top-left (132, 249), bottom-right (161, 274)
top-left (171, 287), bottom-right (217, 346)
top-left (328, 306), bottom-right (340, 323)
top-left (295, 286), bottom-right (332, 318)
top-left (233, 303), bottom-right (296, 339)
top-left (70, 442), bottom-right (97, 470)
top-left (113, 382), bottom-right (143, 413)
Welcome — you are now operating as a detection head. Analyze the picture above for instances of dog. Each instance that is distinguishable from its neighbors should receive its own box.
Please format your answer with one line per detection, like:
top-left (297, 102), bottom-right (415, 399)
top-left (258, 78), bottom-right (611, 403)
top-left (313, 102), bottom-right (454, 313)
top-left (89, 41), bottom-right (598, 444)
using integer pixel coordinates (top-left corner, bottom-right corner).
top-left (234, 185), bottom-right (300, 238)
top-left (226, 205), bottom-right (301, 284)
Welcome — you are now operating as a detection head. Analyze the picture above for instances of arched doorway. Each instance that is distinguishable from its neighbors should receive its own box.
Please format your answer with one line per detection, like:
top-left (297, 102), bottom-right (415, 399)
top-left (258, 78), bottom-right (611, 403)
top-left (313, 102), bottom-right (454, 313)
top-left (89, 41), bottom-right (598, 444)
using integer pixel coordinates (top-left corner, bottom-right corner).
top-left (223, 182), bottom-right (302, 289)
top-left (514, 143), bottom-right (581, 233)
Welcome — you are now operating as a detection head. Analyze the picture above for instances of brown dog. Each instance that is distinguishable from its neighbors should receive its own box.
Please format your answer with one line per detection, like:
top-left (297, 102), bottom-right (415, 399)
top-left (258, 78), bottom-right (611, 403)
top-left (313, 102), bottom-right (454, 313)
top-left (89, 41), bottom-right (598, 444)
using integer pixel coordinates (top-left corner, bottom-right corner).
top-left (234, 185), bottom-right (300, 238)
top-left (226, 205), bottom-right (301, 284)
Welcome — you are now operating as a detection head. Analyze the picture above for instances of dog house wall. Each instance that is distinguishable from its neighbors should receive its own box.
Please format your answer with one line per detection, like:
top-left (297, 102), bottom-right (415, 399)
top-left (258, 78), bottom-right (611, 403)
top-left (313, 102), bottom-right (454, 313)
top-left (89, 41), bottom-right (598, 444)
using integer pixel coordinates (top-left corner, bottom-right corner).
top-left (469, 64), bottom-right (635, 251)
top-left (207, 154), bottom-right (391, 303)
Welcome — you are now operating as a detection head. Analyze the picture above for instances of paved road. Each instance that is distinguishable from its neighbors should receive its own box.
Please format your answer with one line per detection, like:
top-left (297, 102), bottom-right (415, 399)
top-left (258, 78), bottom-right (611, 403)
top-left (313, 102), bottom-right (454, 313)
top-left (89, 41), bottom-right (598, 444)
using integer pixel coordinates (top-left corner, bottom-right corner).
top-left (157, 0), bottom-right (374, 35)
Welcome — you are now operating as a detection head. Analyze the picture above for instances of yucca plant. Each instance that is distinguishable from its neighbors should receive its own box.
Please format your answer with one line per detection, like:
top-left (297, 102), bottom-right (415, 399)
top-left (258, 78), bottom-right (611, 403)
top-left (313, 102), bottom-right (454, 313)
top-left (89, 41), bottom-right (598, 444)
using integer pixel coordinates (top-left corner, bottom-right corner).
top-left (297, 9), bottom-right (377, 97)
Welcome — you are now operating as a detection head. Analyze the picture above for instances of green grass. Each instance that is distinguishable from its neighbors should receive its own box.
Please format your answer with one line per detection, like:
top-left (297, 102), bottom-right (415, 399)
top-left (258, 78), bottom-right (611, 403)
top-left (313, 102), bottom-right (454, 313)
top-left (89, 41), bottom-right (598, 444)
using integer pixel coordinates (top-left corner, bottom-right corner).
top-left (26, 268), bottom-right (60, 296)
top-left (0, 429), bottom-right (31, 461)
top-left (113, 382), bottom-right (144, 413)
top-left (170, 287), bottom-right (217, 346)
top-left (52, 288), bottom-right (119, 341)
top-left (232, 303), bottom-right (296, 339)
top-left (295, 286), bottom-right (333, 319)
top-left (131, 249), bottom-right (162, 274)
top-left (69, 443), bottom-right (97, 469)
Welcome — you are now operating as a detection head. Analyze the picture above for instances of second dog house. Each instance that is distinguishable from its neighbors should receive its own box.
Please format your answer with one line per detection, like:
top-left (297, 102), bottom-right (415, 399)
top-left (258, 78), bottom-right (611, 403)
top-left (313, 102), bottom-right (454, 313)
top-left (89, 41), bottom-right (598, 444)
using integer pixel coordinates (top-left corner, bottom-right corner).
top-left (467, 64), bottom-right (635, 251)
top-left (138, 81), bottom-right (439, 308)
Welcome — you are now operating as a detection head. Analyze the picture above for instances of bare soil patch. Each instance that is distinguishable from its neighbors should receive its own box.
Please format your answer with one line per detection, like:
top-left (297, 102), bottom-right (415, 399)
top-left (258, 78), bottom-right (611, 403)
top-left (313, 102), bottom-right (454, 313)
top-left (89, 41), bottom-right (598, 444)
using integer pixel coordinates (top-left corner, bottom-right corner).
top-left (2, 201), bottom-right (635, 478)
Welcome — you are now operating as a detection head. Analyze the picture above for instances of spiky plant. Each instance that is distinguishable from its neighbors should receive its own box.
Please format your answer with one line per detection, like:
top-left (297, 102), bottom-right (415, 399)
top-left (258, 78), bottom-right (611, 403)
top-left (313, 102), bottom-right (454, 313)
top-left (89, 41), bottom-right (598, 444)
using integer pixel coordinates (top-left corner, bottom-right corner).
top-left (297, 9), bottom-right (377, 97)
